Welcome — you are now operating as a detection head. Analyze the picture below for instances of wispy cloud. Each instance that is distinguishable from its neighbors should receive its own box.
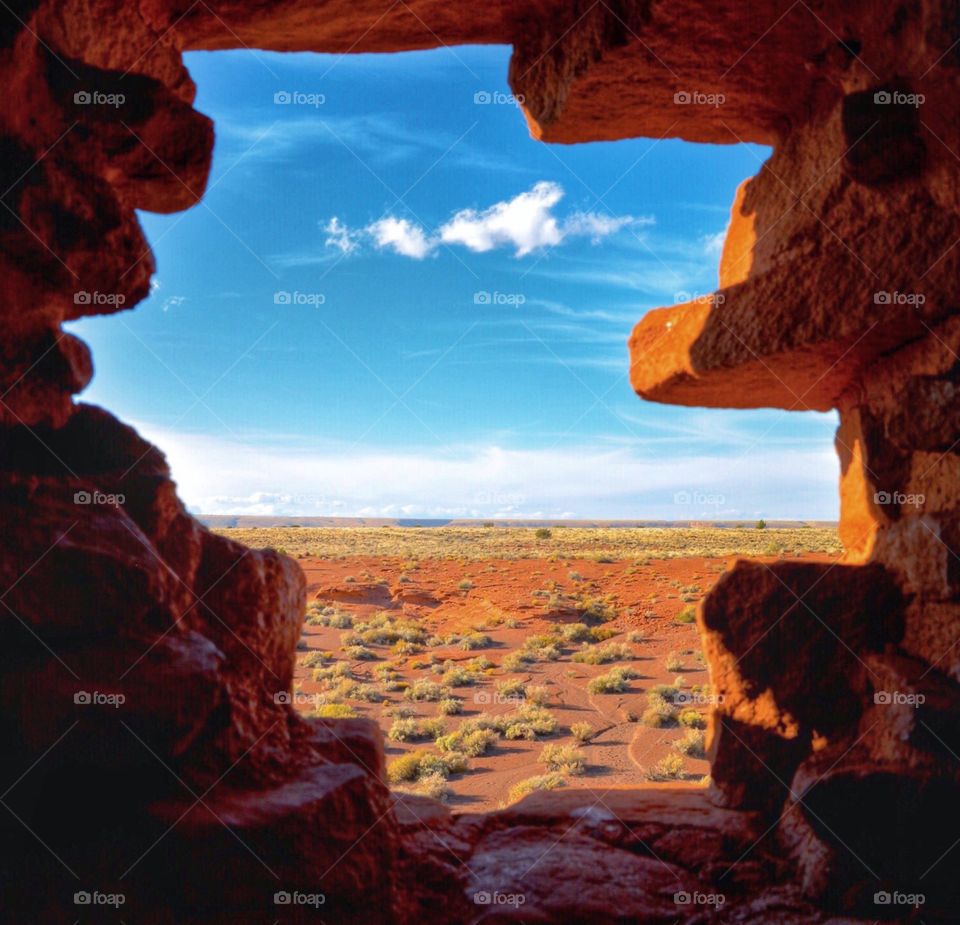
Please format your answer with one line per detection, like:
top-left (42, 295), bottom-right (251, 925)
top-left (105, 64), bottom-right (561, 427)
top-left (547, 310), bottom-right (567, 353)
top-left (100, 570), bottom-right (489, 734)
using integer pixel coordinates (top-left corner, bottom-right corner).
top-left (213, 112), bottom-right (534, 176)
top-left (323, 182), bottom-right (652, 260)
top-left (702, 229), bottom-right (727, 256)
top-left (133, 423), bottom-right (838, 521)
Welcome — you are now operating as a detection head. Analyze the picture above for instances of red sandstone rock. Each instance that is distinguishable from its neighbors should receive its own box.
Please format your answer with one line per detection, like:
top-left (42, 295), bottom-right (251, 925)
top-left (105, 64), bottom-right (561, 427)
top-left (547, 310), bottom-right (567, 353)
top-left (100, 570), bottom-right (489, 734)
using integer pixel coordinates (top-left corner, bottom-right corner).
top-left (699, 560), bottom-right (903, 811)
top-left (141, 761), bottom-right (395, 921)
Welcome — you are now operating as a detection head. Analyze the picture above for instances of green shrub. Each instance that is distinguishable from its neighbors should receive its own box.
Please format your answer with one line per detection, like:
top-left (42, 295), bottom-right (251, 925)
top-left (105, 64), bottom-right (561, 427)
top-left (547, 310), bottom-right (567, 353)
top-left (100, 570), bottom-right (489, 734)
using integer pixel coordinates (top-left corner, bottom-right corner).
top-left (678, 709), bottom-right (706, 729)
top-left (534, 527), bottom-right (552, 540)
top-left (385, 704), bottom-right (415, 719)
top-left (539, 743), bottom-right (586, 774)
top-left (644, 753), bottom-right (685, 781)
top-left (562, 623), bottom-right (591, 642)
top-left (675, 607), bottom-right (696, 624)
top-left (387, 751), bottom-right (429, 783)
top-left (435, 727), bottom-right (498, 757)
top-left (437, 697), bottom-right (463, 716)
top-left (459, 632), bottom-right (492, 651)
top-left (587, 666), bottom-right (639, 694)
top-left (386, 750), bottom-right (468, 785)
top-left (501, 650), bottom-right (535, 671)
top-left (576, 596), bottom-right (617, 623)
top-left (308, 703), bottom-right (357, 719)
top-left (673, 728), bottom-right (706, 758)
top-left (421, 717), bottom-right (447, 740)
top-left (526, 685), bottom-right (550, 706)
top-left (311, 661), bottom-right (352, 684)
top-left (404, 679), bottom-right (450, 702)
top-left (411, 771), bottom-right (451, 802)
top-left (570, 722), bottom-right (594, 743)
top-left (441, 666), bottom-right (476, 687)
top-left (460, 704), bottom-right (558, 741)
top-left (641, 693), bottom-right (677, 728)
top-left (467, 656), bottom-right (495, 672)
top-left (507, 772), bottom-right (565, 803)
top-left (298, 651), bottom-right (329, 668)
top-left (387, 718), bottom-right (420, 742)
top-left (521, 634), bottom-right (563, 661)
top-left (500, 705), bottom-right (558, 739)
top-left (458, 579), bottom-right (473, 590)
top-left (590, 626), bottom-right (617, 642)
top-left (496, 678), bottom-right (526, 699)
top-left (522, 634), bottom-right (555, 652)
top-left (572, 642), bottom-right (632, 665)
top-left (388, 717), bottom-right (445, 742)
top-left (350, 683), bottom-right (382, 702)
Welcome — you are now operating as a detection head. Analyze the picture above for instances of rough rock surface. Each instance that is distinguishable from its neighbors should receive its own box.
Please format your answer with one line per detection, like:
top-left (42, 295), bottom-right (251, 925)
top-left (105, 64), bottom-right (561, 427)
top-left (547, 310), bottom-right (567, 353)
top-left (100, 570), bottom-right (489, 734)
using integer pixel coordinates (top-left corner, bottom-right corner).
top-left (1, 0), bottom-right (957, 922)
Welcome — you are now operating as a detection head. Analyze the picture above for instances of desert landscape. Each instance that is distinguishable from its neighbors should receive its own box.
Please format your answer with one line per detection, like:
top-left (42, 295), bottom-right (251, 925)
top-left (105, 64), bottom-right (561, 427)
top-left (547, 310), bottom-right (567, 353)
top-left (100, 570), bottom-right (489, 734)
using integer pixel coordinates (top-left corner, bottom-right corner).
top-left (217, 525), bottom-right (841, 810)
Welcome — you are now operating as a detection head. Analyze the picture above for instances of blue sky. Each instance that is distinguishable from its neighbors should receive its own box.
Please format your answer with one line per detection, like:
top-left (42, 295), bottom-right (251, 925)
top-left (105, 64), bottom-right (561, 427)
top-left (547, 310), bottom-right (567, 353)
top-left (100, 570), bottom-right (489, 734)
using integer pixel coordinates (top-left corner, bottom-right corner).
top-left (69, 46), bottom-right (838, 520)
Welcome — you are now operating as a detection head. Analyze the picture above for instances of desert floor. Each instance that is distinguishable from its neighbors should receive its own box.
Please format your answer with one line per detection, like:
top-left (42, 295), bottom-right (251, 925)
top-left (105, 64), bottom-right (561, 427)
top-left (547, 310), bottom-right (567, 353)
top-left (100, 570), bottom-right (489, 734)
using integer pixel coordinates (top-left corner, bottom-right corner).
top-left (216, 526), bottom-right (841, 810)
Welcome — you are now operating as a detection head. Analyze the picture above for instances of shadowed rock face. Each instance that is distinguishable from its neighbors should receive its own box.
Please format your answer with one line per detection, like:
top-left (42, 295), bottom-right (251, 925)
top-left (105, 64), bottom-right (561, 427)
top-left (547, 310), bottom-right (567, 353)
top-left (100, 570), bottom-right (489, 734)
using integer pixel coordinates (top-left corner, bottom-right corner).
top-left (1, 1), bottom-right (957, 922)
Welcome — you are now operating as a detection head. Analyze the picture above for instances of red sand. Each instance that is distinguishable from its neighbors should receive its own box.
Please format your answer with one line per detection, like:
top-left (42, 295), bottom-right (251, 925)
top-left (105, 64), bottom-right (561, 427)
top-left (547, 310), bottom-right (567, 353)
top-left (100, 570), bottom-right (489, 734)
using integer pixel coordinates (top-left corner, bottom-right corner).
top-left (294, 554), bottom-right (827, 810)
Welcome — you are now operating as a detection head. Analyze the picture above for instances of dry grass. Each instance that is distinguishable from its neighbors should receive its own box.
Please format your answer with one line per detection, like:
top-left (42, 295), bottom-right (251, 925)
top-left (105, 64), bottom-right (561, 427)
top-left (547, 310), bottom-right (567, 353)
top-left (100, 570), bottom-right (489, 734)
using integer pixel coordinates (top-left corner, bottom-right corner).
top-left (213, 525), bottom-right (839, 562)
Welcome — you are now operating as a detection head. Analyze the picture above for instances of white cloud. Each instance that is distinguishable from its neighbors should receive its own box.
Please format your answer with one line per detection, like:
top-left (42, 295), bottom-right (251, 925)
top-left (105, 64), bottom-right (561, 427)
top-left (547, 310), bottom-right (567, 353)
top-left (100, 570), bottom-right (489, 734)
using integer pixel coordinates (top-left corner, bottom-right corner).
top-left (131, 424), bottom-right (838, 521)
top-left (702, 229), bottom-right (726, 256)
top-left (323, 217), bottom-right (359, 255)
top-left (439, 180), bottom-right (564, 256)
top-left (322, 182), bottom-right (646, 261)
top-left (562, 211), bottom-right (648, 242)
top-left (367, 216), bottom-right (433, 259)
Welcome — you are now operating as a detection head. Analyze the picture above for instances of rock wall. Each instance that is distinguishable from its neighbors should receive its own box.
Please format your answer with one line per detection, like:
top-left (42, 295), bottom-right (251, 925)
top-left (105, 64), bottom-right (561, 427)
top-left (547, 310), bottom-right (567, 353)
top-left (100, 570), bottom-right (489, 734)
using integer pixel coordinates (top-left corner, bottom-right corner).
top-left (1, 0), bottom-right (957, 922)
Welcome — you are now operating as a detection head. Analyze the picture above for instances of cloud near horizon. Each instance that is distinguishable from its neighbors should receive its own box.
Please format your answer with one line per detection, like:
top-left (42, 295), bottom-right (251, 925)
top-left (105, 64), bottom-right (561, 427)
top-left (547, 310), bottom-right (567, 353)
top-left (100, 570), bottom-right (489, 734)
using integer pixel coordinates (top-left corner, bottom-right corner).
top-left (324, 181), bottom-right (652, 260)
top-left (135, 424), bottom-right (838, 521)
